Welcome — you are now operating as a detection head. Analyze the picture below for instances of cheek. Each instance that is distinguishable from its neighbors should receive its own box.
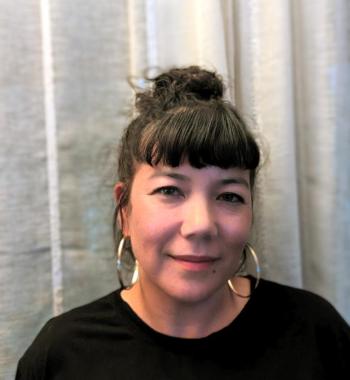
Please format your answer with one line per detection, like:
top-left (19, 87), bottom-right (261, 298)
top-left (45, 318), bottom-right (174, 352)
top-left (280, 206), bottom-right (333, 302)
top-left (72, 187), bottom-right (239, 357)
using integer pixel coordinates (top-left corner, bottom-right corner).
top-left (127, 202), bottom-right (171, 255)
top-left (223, 211), bottom-right (252, 245)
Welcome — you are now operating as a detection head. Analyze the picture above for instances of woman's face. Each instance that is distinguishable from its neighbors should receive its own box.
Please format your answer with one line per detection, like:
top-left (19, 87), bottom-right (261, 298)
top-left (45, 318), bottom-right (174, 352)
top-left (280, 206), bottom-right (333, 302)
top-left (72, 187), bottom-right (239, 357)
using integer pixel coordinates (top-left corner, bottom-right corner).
top-left (118, 161), bottom-right (253, 304)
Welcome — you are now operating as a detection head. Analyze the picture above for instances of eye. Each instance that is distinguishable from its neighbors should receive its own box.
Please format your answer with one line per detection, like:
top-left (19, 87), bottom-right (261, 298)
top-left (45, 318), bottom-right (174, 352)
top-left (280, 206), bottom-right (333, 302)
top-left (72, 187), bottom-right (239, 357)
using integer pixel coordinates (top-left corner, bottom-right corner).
top-left (217, 192), bottom-right (244, 204)
top-left (153, 186), bottom-right (183, 197)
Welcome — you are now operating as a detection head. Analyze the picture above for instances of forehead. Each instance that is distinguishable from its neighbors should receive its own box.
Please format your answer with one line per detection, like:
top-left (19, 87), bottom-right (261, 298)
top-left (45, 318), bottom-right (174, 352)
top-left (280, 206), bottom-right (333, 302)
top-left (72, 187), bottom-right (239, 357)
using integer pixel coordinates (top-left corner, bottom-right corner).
top-left (132, 162), bottom-right (251, 187)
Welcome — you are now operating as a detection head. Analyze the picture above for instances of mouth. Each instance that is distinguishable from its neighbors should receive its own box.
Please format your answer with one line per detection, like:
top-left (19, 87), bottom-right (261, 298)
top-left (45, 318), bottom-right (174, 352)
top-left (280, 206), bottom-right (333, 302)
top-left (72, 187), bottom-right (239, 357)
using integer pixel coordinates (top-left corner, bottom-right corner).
top-left (168, 255), bottom-right (219, 271)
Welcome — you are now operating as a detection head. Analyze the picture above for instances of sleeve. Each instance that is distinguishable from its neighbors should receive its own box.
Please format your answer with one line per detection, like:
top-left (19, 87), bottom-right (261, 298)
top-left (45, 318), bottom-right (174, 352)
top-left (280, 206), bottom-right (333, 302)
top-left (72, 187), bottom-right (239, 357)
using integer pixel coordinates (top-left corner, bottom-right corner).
top-left (15, 320), bottom-right (54, 380)
top-left (327, 312), bottom-right (350, 373)
top-left (15, 356), bottom-right (39, 380)
top-left (313, 299), bottom-right (350, 376)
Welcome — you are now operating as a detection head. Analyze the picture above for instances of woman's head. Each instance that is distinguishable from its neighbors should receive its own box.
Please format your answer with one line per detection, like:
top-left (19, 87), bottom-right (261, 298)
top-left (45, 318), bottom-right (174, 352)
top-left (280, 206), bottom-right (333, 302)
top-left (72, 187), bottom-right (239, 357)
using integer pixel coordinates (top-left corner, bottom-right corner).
top-left (117, 66), bottom-right (260, 209)
top-left (114, 66), bottom-right (260, 288)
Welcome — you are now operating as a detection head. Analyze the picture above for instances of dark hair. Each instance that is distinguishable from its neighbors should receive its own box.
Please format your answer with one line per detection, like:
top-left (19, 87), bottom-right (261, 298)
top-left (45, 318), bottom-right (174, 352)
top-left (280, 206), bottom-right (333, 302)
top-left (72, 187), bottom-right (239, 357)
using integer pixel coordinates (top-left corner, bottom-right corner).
top-left (114, 66), bottom-right (260, 285)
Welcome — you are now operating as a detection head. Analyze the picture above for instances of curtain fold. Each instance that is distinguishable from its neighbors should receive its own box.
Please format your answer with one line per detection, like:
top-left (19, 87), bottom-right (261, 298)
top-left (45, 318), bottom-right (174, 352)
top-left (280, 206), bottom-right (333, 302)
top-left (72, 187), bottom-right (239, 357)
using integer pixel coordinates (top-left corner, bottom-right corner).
top-left (232, 0), bottom-right (303, 286)
top-left (1, 1), bottom-right (349, 378)
top-left (292, 0), bottom-right (350, 305)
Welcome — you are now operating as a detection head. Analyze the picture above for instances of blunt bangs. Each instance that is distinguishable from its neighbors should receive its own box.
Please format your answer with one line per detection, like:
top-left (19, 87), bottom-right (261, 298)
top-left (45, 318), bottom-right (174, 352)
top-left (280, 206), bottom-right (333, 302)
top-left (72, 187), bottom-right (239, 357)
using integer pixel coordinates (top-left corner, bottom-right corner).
top-left (137, 102), bottom-right (260, 172)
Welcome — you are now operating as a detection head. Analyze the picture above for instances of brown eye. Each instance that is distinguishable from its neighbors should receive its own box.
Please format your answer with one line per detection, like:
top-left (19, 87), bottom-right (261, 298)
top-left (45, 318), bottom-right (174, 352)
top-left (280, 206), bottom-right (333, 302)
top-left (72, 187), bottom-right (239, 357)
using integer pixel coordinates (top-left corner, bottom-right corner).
top-left (153, 186), bottom-right (183, 197)
top-left (217, 193), bottom-right (244, 204)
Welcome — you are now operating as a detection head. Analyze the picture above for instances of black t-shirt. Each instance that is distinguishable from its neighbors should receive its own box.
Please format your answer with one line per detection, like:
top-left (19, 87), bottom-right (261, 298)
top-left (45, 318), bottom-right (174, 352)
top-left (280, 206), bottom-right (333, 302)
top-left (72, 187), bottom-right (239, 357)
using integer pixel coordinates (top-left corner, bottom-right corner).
top-left (16, 279), bottom-right (350, 379)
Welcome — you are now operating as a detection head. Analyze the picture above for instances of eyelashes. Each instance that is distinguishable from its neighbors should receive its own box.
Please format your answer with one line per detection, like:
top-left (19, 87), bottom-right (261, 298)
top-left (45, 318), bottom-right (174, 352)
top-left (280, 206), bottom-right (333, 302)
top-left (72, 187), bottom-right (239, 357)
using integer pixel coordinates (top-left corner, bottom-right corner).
top-left (151, 186), bottom-right (245, 204)
top-left (152, 186), bottom-right (183, 197)
top-left (217, 192), bottom-right (245, 204)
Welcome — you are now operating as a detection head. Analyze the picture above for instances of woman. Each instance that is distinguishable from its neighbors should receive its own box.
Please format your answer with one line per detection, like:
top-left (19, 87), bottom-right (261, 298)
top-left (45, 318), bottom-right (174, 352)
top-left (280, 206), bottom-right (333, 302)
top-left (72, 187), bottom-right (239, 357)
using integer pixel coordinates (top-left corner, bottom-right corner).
top-left (16, 66), bottom-right (350, 379)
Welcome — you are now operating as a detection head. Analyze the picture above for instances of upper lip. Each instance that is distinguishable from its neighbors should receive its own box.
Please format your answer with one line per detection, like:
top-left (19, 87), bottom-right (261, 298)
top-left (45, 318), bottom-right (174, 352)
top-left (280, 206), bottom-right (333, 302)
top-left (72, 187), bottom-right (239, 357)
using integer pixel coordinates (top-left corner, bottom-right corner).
top-left (170, 255), bottom-right (218, 262)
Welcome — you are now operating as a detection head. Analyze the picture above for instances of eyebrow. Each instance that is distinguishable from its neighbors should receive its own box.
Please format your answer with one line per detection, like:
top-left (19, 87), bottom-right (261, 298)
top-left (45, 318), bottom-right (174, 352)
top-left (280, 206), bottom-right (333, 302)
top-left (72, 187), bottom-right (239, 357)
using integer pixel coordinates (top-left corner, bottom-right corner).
top-left (149, 171), bottom-right (250, 188)
top-left (149, 172), bottom-right (189, 181)
top-left (221, 178), bottom-right (250, 189)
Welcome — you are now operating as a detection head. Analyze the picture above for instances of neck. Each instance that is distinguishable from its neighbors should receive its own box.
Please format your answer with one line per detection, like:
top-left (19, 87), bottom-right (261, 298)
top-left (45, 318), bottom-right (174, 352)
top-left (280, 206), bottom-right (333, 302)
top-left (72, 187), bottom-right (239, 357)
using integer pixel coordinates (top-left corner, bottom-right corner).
top-left (121, 278), bottom-right (249, 338)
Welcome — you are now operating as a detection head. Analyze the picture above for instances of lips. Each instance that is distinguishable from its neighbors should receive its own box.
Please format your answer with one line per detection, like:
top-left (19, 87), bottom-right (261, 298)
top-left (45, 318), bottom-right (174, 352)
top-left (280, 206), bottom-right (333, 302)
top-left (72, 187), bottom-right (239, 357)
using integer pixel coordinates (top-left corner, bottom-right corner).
top-left (169, 254), bottom-right (218, 271)
top-left (171, 255), bottom-right (218, 263)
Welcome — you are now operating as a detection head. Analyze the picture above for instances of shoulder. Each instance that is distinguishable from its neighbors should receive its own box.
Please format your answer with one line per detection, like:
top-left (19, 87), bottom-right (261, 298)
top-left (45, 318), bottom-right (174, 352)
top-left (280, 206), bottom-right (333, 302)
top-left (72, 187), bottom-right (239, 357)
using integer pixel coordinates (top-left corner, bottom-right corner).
top-left (40, 290), bottom-right (121, 339)
top-left (256, 278), bottom-right (350, 346)
top-left (259, 278), bottom-right (344, 321)
top-left (16, 290), bottom-right (122, 379)
top-left (51, 289), bottom-right (119, 323)
top-left (263, 279), bottom-right (350, 369)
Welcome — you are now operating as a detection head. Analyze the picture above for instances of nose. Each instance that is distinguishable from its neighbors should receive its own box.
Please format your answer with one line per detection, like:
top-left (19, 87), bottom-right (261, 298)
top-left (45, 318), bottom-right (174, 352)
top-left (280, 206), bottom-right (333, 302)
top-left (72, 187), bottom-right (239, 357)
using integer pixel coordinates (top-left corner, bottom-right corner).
top-left (180, 195), bottom-right (218, 239)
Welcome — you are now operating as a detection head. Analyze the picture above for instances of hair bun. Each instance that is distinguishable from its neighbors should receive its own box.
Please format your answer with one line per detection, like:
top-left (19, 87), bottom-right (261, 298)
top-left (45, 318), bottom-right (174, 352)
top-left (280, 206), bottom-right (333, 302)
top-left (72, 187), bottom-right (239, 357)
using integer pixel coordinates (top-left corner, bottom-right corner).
top-left (153, 66), bottom-right (224, 101)
top-left (134, 66), bottom-right (225, 117)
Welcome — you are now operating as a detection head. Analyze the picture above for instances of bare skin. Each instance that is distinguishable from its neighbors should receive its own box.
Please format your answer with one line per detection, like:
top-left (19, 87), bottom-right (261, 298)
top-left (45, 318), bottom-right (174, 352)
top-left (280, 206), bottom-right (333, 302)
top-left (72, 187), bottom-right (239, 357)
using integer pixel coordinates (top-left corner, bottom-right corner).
top-left (116, 162), bottom-right (253, 338)
top-left (121, 276), bottom-right (251, 338)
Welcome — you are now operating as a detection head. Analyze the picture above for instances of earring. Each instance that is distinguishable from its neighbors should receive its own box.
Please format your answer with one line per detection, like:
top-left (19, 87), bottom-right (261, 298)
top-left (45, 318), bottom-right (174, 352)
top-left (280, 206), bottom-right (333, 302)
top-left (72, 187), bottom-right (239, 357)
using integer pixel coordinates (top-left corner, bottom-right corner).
top-left (228, 243), bottom-right (261, 298)
top-left (117, 237), bottom-right (138, 287)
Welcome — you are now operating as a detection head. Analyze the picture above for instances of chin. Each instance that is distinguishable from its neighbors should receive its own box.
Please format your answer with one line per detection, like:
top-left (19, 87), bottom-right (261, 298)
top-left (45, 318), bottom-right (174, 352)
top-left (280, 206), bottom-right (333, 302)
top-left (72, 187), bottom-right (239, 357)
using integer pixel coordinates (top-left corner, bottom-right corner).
top-left (165, 282), bottom-right (223, 304)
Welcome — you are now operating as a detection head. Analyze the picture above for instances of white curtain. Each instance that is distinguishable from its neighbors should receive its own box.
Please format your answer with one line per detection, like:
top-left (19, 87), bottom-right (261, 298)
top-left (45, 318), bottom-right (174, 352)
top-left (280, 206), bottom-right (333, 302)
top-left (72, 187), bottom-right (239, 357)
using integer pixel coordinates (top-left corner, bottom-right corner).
top-left (1, 0), bottom-right (349, 378)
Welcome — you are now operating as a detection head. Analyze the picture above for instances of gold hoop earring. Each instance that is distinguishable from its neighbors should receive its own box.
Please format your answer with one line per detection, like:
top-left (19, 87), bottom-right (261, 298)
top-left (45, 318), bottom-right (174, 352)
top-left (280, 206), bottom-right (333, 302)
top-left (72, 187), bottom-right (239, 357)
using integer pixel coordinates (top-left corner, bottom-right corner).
top-left (117, 237), bottom-right (138, 287)
top-left (228, 243), bottom-right (261, 298)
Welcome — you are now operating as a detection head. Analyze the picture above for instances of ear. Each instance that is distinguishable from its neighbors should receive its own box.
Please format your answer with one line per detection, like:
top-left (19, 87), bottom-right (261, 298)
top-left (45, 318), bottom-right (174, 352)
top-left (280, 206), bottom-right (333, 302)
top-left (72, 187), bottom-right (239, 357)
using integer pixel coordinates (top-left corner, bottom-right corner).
top-left (114, 182), bottom-right (125, 203)
top-left (114, 182), bottom-right (129, 236)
